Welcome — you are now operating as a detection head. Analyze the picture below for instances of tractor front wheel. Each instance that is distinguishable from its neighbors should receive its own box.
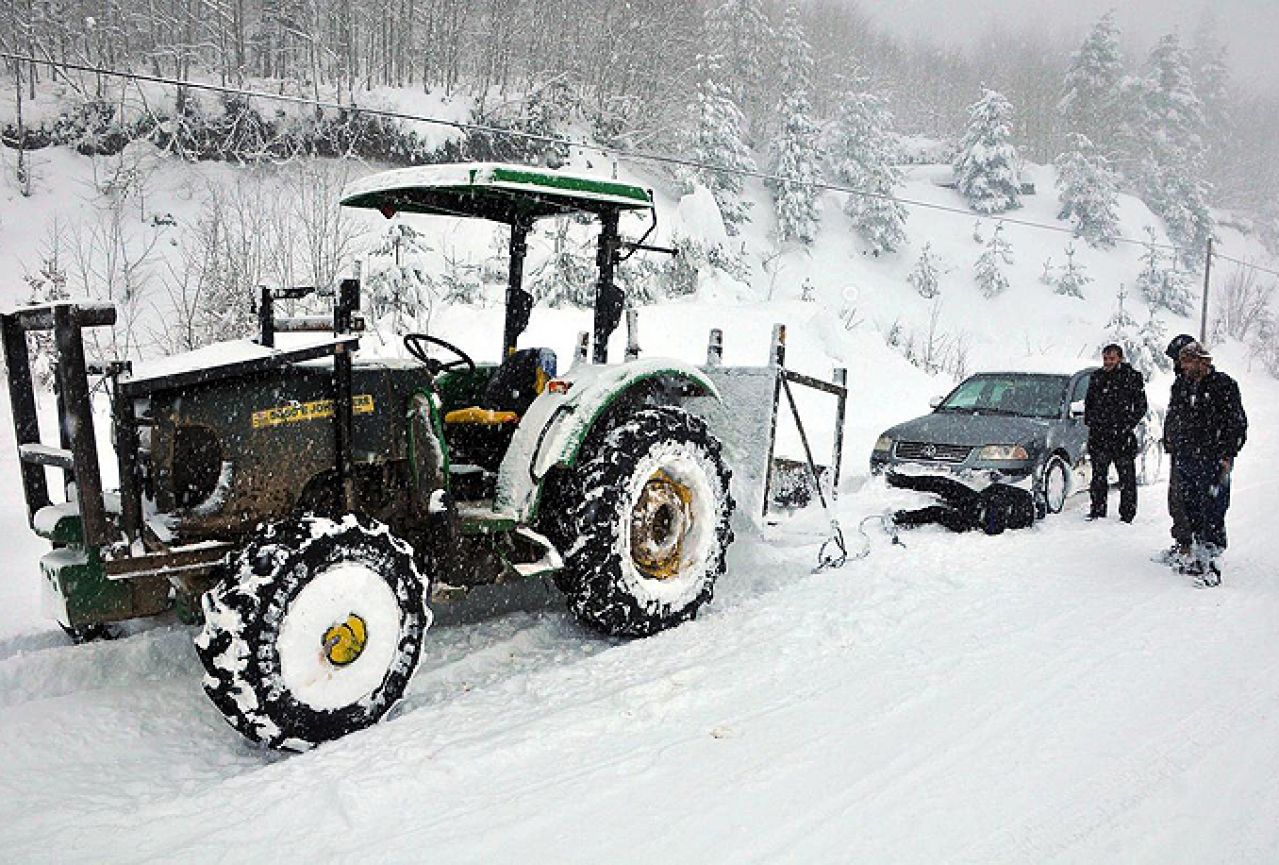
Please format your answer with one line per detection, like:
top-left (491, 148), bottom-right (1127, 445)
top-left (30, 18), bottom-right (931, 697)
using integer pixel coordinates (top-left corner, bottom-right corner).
top-left (558, 407), bottom-right (734, 637)
top-left (194, 515), bottom-right (430, 750)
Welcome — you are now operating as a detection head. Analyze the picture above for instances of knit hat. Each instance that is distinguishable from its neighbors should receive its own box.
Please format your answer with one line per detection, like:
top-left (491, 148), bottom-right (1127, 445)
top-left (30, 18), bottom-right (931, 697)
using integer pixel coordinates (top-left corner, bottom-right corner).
top-left (1165, 333), bottom-right (1196, 360)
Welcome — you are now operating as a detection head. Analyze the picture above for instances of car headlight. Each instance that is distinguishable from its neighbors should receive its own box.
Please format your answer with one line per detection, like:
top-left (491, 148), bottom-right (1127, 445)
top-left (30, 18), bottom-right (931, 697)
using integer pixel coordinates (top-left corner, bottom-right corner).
top-left (978, 444), bottom-right (1030, 461)
top-left (873, 434), bottom-right (894, 453)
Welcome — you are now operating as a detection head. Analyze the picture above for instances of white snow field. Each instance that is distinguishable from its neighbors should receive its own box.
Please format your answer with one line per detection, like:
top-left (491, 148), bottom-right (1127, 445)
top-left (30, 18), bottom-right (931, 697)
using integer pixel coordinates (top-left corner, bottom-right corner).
top-left (1, 149), bottom-right (1277, 863)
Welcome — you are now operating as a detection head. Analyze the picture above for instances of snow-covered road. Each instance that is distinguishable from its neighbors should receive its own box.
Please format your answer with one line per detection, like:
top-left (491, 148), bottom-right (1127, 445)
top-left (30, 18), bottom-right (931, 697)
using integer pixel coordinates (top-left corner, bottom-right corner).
top-left (2, 374), bottom-right (1276, 864)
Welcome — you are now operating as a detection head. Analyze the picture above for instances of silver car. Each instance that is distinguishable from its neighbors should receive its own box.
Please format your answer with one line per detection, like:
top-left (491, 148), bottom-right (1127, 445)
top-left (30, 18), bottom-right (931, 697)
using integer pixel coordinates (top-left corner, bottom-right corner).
top-left (870, 369), bottom-right (1094, 526)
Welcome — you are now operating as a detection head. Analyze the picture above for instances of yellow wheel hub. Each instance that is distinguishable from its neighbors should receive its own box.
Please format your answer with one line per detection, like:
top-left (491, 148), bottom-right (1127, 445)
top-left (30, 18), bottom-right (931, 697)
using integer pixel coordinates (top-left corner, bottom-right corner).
top-left (322, 614), bottom-right (368, 667)
top-left (630, 470), bottom-right (694, 580)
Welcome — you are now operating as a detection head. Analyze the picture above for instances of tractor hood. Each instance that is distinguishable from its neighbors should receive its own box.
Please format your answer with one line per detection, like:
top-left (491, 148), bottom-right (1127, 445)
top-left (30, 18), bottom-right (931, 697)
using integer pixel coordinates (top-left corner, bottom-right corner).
top-left (340, 163), bottom-right (653, 224)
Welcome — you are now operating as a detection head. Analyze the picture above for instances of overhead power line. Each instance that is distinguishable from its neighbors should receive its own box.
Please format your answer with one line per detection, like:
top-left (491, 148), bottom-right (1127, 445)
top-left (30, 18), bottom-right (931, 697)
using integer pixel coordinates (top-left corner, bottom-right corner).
top-left (4, 51), bottom-right (1276, 276)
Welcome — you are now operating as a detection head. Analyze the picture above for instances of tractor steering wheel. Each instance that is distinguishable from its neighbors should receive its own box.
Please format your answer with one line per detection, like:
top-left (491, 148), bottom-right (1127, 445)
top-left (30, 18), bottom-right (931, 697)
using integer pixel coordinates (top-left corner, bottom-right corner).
top-left (403, 333), bottom-right (477, 375)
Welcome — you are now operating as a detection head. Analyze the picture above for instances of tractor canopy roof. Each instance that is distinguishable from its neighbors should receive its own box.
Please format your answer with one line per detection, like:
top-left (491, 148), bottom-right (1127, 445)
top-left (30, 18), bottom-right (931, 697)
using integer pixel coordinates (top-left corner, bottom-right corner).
top-left (340, 162), bottom-right (653, 224)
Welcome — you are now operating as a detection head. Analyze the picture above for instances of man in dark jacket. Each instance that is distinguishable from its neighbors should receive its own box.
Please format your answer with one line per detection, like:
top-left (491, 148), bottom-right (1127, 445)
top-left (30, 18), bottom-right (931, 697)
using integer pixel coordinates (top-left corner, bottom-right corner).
top-left (1156, 333), bottom-right (1197, 563)
top-left (1166, 341), bottom-right (1247, 585)
top-left (1084, 343), bottom-right (1148, 522)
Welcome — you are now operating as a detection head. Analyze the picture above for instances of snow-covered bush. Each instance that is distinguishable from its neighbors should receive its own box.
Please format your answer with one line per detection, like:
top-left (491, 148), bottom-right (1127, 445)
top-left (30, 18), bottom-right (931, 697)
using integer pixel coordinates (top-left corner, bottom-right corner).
top-left (1134, 228), bottom-right (1195, 316)
top-left (1211, 264), bottom-right (1275, 344)
top-left (908, 243), bottom-right (942, 298)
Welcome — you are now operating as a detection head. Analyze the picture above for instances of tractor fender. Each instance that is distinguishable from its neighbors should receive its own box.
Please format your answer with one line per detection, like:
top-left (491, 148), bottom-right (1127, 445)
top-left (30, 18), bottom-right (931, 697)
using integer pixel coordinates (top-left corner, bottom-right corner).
top-left (495, 359), bottom-right (721, 520)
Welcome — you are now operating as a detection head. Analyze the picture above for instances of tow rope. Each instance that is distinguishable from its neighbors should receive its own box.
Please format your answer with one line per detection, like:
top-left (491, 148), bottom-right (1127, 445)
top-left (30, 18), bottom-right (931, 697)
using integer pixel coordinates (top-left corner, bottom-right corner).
top-left (776, 369), bottom-right (858, 572)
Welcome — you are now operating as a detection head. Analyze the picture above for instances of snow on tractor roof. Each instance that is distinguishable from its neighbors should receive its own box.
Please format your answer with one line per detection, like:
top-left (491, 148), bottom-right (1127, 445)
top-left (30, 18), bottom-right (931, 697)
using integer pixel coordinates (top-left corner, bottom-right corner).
top-left (340, 162), bottom-right (653, 223)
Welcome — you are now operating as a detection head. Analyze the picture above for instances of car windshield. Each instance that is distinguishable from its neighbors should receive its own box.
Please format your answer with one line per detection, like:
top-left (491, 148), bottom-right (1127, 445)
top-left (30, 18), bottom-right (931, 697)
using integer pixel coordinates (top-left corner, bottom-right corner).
top-left (936, 374), bottom-right (1069, 419)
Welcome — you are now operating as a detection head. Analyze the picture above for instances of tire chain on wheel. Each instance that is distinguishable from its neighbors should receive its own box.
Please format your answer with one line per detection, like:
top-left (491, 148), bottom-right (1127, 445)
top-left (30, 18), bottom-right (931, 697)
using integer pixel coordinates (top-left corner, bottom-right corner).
top-left (194, 514), bottom-right (429, 750)
top-left (554, 407), bottom-right (734, 638)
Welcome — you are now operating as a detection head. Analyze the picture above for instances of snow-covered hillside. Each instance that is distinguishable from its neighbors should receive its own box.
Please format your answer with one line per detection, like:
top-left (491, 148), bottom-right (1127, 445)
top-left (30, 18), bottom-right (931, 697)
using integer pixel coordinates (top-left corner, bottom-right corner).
top-left (1, 147), bottom-right (1278, 863)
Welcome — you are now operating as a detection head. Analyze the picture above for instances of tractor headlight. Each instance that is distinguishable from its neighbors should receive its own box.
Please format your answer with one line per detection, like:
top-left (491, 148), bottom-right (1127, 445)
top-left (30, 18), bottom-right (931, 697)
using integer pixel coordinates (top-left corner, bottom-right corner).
top-left (873, 434), bottom-right (894, 454)
top-left (978, 444), bottom-right (1029, 461)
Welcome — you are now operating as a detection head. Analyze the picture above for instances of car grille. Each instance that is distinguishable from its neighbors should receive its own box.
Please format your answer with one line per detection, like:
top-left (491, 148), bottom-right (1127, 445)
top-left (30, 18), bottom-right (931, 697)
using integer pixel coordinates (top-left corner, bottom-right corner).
top-left (895, 441), bottom-right (972, 463)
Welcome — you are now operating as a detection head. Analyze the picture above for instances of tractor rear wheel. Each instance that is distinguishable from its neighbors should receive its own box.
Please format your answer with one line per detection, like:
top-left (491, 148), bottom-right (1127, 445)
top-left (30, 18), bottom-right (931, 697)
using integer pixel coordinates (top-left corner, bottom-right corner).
top-left (557, 407), bottom-right (733, 637)
top-left (194, 515), bottom-right (430, 750)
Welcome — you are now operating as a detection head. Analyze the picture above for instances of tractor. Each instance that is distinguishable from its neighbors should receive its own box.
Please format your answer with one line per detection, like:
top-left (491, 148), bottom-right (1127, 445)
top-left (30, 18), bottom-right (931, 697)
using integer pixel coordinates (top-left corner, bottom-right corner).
top-left (2, 162), bottom-right (846, 750)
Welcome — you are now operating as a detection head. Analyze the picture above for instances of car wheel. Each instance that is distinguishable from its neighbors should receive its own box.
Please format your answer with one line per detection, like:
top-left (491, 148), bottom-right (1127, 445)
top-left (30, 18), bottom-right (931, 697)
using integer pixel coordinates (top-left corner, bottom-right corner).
top-left (1040, 456), bottom-right (1069, 516)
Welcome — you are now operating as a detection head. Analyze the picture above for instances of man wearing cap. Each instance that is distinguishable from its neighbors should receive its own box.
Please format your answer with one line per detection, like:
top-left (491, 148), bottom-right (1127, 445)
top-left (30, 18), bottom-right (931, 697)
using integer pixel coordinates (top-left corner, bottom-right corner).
top-left (1156, 333), bottom-right (1197, 562)
top-left (1165, 341), bottom-right (1248, 585)
top-left (1084, 343), bottom-right (1148, 523)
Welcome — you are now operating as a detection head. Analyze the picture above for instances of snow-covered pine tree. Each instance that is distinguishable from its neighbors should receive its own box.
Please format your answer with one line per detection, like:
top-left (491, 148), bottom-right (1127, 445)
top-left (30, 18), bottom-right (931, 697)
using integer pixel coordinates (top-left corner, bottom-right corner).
top-left (1054, 242), bottom-right (1091, 298)
top-left (364, 221), bottom-right (434, 332)
top-left (974, 221), bottom-right (1013, 298)
top-left (1104, 283), bottom-right (1143, 363)
top-left (1104, 284), bottom-right (1170, 381)
top-left (1134, 227), bottom-right (1195, 315)
top-left (527, 216), bottom-right (596, 307)
top-left (908, 242), bottom-right (942, 298)
top-left (1054, 133), bottom-right (1120, 247)
top-left (1059, 12), bottom-right (1126, 148)
top-left (705, 0), bottom-right (774, 138)
top-left (688, 50), bottom-right (756, 236)
top-left (954, 87), bottom-right (1021, 215)
top-left (766, 3), bottom-right (821, 245)
top-left (1039, 257), bottom-right (1056, 286)
top-left (1138, 313), bottom-right (1173, 376)
top-left (1191, 17), bottom-right (1233, 159)
top-left (22, 246), bottom-right (70, 389)
top-left (831, 89), bottom-right (907, 254)
top-left (1130, 34), bottom-right (1215, 265)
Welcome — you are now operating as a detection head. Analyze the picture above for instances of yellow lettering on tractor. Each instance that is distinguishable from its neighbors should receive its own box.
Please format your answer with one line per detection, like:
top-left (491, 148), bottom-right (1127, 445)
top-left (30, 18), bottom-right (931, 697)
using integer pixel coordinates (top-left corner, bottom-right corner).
top-left (252, 394), bottom-right (375, 429)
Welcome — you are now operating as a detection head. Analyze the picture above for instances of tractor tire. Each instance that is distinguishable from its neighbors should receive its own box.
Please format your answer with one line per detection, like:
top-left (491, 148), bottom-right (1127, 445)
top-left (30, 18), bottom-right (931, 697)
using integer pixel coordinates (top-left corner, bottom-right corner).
top-left (557, 407), bottom-right (734, 638)
top-left (194, 514), bottom-right (430, 750)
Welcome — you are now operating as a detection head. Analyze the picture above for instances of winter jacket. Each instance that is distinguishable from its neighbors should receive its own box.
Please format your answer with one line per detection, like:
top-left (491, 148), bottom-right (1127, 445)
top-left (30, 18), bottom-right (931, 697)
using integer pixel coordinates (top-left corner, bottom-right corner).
top-left (1164, 368), bottom-right (1247, 461)
top-left (1084, 362), bottom-right (1148, 452)
top-left (1161, 373), bottom-right (1192, 453)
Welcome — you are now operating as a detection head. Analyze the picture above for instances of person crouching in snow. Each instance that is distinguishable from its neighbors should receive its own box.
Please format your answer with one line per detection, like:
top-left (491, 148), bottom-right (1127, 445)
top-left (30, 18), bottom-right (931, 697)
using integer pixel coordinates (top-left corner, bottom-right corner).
top-left (1084, 343), bottom-right (1148, 523)
top-left (1165, 341), bottom-right (1248, 586)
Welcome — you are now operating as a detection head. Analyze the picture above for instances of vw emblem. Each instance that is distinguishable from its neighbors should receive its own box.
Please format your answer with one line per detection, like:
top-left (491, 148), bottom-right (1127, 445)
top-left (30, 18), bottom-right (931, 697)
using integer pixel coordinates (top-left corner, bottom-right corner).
top-left (921, 444), bottom-right (937, 459)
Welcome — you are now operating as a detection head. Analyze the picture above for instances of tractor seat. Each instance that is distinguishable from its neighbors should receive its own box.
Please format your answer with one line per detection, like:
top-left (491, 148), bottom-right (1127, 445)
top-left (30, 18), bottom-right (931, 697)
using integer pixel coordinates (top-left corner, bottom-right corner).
top-left (444, 348), bottom-right (557, 425)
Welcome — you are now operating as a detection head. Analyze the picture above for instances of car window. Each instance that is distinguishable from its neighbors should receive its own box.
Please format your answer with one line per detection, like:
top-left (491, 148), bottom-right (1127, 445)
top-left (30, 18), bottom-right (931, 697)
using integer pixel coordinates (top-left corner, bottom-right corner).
top-left (1071, 373), bottom-right (1090, 404)
top-left (939, 374), bottom-right (1069, 418)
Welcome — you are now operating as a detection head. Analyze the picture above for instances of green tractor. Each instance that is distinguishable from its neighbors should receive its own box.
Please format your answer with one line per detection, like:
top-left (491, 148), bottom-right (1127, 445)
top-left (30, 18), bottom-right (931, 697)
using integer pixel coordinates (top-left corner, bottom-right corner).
top-left (2, 163), bottom-right (845, 750)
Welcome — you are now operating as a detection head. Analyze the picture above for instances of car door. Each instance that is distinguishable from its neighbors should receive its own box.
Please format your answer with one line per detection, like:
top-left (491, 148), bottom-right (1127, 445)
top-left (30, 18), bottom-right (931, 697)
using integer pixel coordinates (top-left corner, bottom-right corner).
top-left (1061, 370), bottom-right (1092, 478)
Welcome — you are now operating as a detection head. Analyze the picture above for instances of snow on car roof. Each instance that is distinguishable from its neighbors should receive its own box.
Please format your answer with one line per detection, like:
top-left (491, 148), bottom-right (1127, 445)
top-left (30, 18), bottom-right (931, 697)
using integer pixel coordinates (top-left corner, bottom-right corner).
top-left (340, 162), bottom-right (653, 222)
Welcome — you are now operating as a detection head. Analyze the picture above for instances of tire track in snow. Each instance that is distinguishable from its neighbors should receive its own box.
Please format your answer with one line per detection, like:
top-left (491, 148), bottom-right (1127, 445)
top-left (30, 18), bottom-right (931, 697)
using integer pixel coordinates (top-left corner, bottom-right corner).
top-left (732, 549), bottom-right (1234, 863)
top-left (0, 625), bottom-right (199, 709)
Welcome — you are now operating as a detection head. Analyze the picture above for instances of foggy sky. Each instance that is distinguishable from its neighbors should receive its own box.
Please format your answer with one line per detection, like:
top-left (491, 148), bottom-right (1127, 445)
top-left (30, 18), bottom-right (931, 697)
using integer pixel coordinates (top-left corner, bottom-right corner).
top-left (860, 0), bottom-right (1279, 92)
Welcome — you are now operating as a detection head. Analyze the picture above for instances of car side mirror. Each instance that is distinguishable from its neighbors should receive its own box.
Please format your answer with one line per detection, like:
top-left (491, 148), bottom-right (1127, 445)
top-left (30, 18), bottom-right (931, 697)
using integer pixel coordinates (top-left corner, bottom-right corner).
top-left (1069, 399), bottom-right (1085, 419)
top-left (929, 395), bottom-right (943, 409)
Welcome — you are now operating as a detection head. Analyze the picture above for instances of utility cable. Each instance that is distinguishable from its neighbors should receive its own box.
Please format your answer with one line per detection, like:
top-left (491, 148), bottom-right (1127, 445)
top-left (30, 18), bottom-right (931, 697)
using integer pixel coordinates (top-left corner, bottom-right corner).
top-left (0, 51), bottom-right (1213, 261)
